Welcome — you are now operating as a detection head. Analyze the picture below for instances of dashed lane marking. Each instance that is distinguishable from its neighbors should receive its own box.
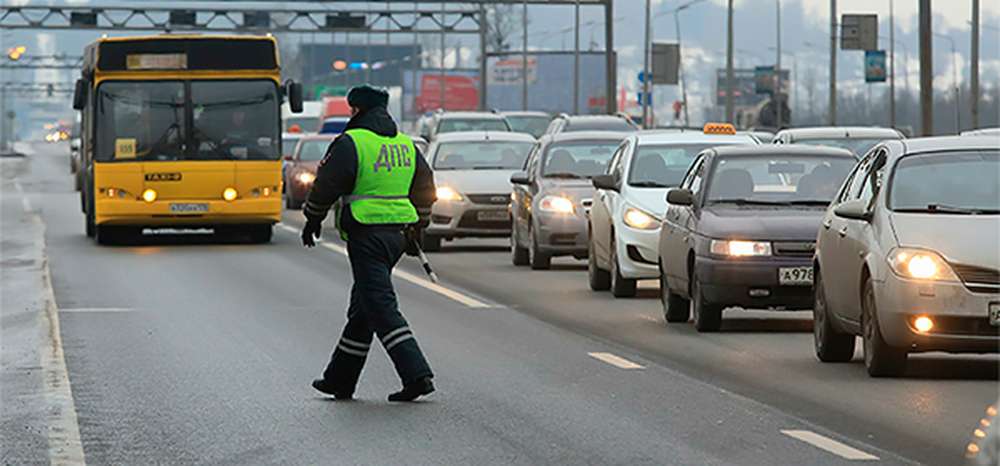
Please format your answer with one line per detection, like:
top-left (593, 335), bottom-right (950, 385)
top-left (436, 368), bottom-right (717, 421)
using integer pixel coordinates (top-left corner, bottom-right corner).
top-left (277, 224), bottom-right (490, 308)
top-left (14, 180), bottom-right (31, 212)
top-left (588, 352), bottom-right (645, 370)
top-left (60, 308), bottom-right (134, 313)
top-left (781, 429), bottom-right (880, 461)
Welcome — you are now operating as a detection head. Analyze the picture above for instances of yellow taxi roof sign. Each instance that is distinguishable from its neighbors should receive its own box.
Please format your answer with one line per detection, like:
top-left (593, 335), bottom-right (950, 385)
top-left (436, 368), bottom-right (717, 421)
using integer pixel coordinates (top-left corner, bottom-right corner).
top-left (703, 123), bottom-right (737, 135)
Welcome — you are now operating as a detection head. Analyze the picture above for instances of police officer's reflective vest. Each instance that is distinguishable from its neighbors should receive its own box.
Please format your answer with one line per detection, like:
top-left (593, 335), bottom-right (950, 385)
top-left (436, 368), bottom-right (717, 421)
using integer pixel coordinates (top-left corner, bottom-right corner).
top-left (335, 128), bottom-right (418, 237)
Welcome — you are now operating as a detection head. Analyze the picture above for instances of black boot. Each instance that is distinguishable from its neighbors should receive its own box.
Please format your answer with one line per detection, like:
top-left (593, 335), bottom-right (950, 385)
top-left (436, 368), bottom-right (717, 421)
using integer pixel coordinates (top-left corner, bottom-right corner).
top-left (388, 377), bottom-right (434, 402)
top-left (312, 379), bottom-right (354, 400)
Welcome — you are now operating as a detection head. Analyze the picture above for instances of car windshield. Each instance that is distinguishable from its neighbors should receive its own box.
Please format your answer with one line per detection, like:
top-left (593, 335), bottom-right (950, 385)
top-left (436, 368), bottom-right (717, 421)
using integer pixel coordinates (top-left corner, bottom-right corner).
top-left (282, 135), bottom-right (303, 156)
top-left (285, 116), bottom-right (318, 133)
top-left (297, 140), bottom-right (331, 161)
top-left (437, 118), bottom-right (509, 133)
top-left (627, 144), bottom-right (718, 187)
top-left (542, 141), bottom-right (620, 178)
top-left (797, 138), bottom-right (888, 156)
top-left (566, 118), bottom-right (635, 132)
top-left (890, 150), bottom-right (1000, 214)
top-left (433, 140), bottom-right (533, 170)
top-left (96, 80), bottom-right (279, 162)
top-left (706, 154), bottom-right (855, 204)
top-left (506, 116), bottom-right (550, 138)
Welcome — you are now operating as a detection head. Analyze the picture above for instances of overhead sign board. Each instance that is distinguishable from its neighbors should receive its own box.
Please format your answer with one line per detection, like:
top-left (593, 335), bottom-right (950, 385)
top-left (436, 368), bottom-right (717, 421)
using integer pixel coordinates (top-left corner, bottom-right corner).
top-left (650, 42), bottom-right (679, 85)
top-left (865, 50), bottom-right (887, 83)
top-left (841, 14), bottom-right (878, 51)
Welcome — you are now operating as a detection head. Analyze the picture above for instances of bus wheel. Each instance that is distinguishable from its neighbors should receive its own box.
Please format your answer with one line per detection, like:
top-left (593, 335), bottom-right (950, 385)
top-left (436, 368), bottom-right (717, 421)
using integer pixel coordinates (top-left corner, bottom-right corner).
top-left (95, 225), bottom-right (121, 245)
top-left (249, 225), bottom-right (272, 244)
top-left (85, 200), bottom-right (95, 238)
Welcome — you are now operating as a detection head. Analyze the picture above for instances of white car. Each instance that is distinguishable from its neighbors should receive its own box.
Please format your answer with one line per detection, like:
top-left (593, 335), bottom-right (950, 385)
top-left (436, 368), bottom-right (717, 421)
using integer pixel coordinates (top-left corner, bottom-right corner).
top-left (422, 131), bottom-right (536, 251)
top-left (588, 128), bottom-right (759, 297)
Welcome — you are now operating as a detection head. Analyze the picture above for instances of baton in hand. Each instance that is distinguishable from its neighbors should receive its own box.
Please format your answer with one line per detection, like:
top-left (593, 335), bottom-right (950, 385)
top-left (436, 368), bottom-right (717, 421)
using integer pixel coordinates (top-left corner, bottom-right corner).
top-left (406, 228), bottom-right (439, 283)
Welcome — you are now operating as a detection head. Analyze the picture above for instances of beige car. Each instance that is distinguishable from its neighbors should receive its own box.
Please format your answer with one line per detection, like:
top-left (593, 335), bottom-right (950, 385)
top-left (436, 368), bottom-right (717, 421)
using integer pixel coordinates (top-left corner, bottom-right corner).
top-left (813, 136), bottom-right (1000, 377)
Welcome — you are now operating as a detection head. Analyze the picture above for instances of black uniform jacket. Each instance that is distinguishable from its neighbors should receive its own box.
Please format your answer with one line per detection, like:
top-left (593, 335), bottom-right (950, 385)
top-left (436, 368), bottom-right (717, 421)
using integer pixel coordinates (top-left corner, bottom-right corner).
top-left (303, 107), bottom-right (435, 233)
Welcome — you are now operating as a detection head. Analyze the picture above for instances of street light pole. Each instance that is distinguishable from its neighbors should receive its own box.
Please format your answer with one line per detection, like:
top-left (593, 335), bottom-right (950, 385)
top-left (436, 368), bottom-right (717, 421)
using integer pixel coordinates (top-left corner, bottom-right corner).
top-left (971, 0), bottom-right (980, 129)
top-left (889, 0), bottom-right (895, 128)
top-left (673, 11), bottom-right (689, 127)
top-left (573, 0), bottom-right (580, 114)
top-left (918, 0), bottom-right (932, 136)
top-left (775, 0), bottom-right (782, 128)
top-left (642, 0), bottom-right (651, 128)
top-left (828, 0), bottom-right (837, 125)
top-left (725, 0), bottom-right (734, 124)
top-left (521, 0), bottom-right (528, 111)
top-left (439, 1), bottom-right (446, 109)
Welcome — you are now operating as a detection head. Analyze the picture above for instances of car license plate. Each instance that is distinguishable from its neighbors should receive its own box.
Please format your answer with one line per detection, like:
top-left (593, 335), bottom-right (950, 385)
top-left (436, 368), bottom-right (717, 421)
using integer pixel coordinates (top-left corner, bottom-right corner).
top-left (169, 203), bottom-right (209, 213)
top-left (477, 211), bottom-right (509, 221)
top-left (990, 303), bottom-right (1000, 327)
top-left (779, 266), bottom-right (813, 286)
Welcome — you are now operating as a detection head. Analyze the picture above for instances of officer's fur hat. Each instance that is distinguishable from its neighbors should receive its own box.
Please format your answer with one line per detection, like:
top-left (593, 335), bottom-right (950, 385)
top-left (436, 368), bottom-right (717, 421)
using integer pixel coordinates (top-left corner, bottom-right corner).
top-left (347, 84), bottom-right (389, 112)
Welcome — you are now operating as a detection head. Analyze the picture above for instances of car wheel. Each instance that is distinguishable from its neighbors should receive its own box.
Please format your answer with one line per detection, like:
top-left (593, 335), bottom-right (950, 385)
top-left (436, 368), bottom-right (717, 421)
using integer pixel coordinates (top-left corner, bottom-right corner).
top-left (660, 262), bottom-right (690, 323)
top-left (813, 270), bottom-right (856, 362)
top-left (420, 230), bottom-right (441, 252)
top-left (587, 235), bottom-right (611, 291)
top-left (610, 236), bottom-right (636, 298)
top-left (249, 225), bottom-right (273, 244)
top-left (691, 273), bottom-right (722, 332)
top-left (862, 277), bottom-right (907, 377)
top-left (511, 225), bottom-right (529, 266)
top-left (528, 227), bottom-right (551, 270)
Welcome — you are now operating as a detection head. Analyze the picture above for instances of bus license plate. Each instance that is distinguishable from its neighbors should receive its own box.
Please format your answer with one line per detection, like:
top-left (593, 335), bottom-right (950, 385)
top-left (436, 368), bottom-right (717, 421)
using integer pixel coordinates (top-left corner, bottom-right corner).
top-left (477, 211), bottom-right (509, 221)
top-left (170, 203), bottom-right (209, 213)
top-left (778, 266), bottom-right (813, 286)
top-left (990, 303), bottom-right (1000, 327)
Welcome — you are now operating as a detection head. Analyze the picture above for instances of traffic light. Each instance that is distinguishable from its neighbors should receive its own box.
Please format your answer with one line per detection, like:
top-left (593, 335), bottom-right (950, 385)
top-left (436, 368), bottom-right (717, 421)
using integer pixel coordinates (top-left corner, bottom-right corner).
top-left (7, 46), bottom-right (26, 61)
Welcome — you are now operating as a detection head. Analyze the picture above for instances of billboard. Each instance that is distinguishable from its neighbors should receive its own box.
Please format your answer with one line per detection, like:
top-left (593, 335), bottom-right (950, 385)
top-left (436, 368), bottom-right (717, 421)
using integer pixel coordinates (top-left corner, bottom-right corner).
top-left (753, 66), bottom-right (791, 96)
top-left (865, 50), bottom-right (887, 83)
top-left (485, 51), bottom-right (612, 115)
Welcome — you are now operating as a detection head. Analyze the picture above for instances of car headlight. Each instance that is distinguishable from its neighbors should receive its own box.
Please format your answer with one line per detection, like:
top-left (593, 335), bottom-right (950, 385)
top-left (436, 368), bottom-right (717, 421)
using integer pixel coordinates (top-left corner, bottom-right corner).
top-left (623, 207), bottom-right (658, 230)
top-left (539, 195), bottom-right (575, 214)
top-left (296, 172), bottom-right (316, 184)
top-left (710, 240), bottom-right (772, 257)
top-left (887, 248), bottom-right (958, 281)
top-left (436, 186), bottom-right (463, 202)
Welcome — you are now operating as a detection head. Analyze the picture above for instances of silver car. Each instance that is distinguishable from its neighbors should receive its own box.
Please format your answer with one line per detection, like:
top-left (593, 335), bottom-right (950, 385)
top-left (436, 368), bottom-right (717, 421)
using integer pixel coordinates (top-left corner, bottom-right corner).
top-left (509, 131), bottom-right (629, 269)
top-left (813, 135), bottom-right (1000, 377)
top-left (422, 131), bottom-right (536, 251)
top-left (773, 126), bottom-right (904, 158)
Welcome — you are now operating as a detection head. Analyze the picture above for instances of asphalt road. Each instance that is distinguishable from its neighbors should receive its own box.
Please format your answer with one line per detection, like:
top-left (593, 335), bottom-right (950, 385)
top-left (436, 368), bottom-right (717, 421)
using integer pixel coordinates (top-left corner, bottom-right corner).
top-left (3, 141), bottom-right (995, 465)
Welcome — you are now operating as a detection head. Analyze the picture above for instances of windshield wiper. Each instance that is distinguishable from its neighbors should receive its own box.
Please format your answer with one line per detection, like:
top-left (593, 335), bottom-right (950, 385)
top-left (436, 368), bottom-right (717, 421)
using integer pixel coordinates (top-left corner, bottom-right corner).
top-left (544, 172), bottom-right (583, 179)
top-left (710, 199), bottom-right (791, 206)
top-left (630, 181), bottom-right (671, 188)
top-left (896, 204), bottom-right (999, 215)
top-left (787, 200), bottom-right (832, 206)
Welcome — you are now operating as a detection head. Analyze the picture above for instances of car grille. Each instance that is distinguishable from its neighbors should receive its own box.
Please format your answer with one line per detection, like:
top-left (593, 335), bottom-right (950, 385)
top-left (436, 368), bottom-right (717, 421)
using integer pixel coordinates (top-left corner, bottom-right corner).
top-left (466, 193), bottom-right (511, 205)
top-left (773, 241), bottom-right (816, 257)
top-left (951, 263), bottom-right (1000, 293)
top-left (930, 316), bottom-right (1000, 337)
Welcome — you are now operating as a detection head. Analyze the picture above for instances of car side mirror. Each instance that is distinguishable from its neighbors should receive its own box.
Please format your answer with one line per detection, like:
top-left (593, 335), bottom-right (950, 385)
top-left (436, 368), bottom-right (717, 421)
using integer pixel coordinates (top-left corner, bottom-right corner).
top-left (285, 80), bottom-right (304, 113)
top-left (510, 171), bottom-right (530, 185)
top-left (72, 79), bottom-right (87, 110)
top-left (833, 199), bottom-right (872, 221)
top-left (666, 188), bottom-right (694, 206)
top-left (592, 174), bottom-right (618, 192)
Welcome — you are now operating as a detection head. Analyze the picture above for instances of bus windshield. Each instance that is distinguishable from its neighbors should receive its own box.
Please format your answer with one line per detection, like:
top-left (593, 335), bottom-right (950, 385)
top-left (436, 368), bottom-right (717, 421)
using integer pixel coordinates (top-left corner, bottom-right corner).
top-left (95, 80), bottom-right (280, 162)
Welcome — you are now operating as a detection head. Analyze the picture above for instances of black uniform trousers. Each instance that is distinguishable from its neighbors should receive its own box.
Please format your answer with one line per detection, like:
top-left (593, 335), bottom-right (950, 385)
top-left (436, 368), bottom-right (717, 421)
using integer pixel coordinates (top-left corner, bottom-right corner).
top-left (322, 226), bottom-right (433, 389)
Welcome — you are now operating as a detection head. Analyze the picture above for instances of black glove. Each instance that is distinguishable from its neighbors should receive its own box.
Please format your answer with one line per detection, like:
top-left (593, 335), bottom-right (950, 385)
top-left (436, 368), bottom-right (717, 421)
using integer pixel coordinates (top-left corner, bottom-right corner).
top-left (404, 226), bottom-right (421, 257)
top-left (301, 219), bottom-right (322, 248)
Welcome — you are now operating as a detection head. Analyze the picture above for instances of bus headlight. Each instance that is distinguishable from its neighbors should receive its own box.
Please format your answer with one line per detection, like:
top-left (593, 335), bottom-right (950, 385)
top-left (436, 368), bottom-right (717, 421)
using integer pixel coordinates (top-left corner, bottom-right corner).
top-left (223, 187), bottom-right (238, 202)
top-left (141, 188), bottom-right (157, 203)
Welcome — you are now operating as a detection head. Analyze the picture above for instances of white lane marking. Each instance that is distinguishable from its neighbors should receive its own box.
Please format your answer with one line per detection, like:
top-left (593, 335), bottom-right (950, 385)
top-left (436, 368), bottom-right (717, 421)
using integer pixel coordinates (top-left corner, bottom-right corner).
top-left (588, 352), bottom-right (645, 370)
top-left (60, 308), bottom-right (134, 313)
top-left (14, 180), bottom-right (31, 212)
top-left (36, 217), bottom-right (87, 465)
top-left (781, 429), bottom-right (880, 461)
top-left (277, 224), bottom-right (490, 308)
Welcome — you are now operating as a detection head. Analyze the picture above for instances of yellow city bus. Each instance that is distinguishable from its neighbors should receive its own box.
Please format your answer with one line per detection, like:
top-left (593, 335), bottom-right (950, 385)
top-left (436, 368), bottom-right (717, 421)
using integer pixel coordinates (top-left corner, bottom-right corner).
top-left (73, 34), bottom-right (303, 244)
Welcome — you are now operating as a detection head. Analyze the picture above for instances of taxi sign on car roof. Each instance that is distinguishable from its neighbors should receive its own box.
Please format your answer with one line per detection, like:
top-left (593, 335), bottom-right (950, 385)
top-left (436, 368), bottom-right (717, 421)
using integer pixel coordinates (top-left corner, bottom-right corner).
top-left (703, 122), bottom-right (736, 135)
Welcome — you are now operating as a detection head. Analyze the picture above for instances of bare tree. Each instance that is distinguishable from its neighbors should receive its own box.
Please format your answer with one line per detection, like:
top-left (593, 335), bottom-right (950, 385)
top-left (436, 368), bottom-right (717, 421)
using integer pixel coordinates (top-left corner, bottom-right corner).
top-left (484, 5), bottom-right (525, 53)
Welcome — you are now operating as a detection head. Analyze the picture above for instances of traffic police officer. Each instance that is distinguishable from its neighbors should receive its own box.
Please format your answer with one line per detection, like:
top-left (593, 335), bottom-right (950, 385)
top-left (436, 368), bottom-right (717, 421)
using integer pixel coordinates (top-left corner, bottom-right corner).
top-left (301, 84), bottom-right (436, 402)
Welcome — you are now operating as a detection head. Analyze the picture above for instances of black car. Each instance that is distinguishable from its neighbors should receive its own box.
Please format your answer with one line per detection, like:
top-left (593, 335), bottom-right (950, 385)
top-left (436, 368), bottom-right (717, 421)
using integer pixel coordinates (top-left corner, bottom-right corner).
top-left (657, 145), bottom-right (856, 332)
